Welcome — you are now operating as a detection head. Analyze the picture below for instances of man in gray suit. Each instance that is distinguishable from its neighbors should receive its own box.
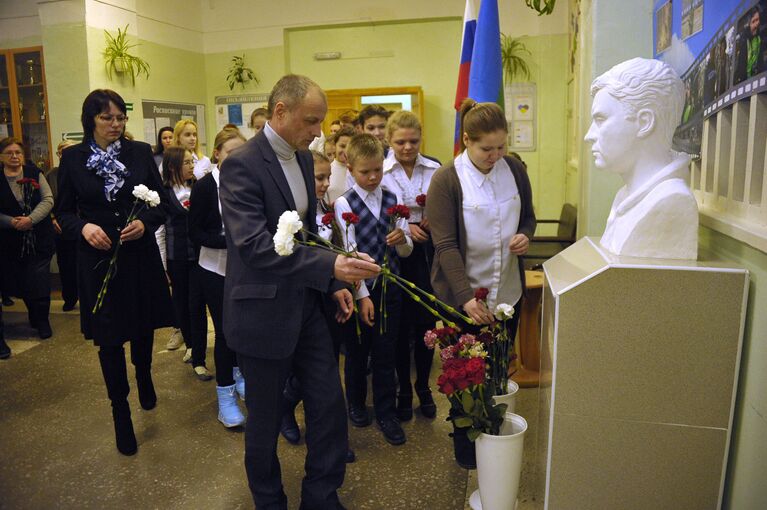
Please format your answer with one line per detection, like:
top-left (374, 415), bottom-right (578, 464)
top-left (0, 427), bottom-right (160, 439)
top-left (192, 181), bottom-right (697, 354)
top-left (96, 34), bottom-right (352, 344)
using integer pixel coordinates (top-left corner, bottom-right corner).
top-left (219, 74), bottom-right (379, 510)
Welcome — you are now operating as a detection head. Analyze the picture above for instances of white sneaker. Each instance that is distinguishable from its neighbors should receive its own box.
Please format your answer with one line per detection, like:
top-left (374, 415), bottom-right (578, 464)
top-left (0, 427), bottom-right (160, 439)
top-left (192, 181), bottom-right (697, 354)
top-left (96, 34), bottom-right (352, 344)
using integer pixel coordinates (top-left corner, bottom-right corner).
top-left (194, 365), bottom-right (213, 381)
top-left (166, 329), bottom-right (184, 350)
top-left (182, 348), bottom-right (192, 363)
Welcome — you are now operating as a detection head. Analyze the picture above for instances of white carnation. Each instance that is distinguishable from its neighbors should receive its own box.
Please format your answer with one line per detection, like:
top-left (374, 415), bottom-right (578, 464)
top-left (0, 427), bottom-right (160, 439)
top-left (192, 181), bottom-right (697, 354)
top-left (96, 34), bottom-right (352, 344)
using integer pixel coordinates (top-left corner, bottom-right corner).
top-left (132, 184), bottom-right (150, 201)
top-left (273, 211), bottom-right (302, 256)
top-left (494, 303), bottom-right (514, 321)
top-left (146, 190), bottom-right (161, 207)
top-left (274, 231), bottom-right (296, 256)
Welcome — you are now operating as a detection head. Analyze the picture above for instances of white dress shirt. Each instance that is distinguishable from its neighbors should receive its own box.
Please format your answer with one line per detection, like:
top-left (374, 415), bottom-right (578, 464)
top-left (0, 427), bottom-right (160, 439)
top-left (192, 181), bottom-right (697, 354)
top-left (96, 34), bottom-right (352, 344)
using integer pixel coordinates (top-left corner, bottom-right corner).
top-left (334, 183), bottom-right (413, 300)
top-left (198, 165), bottom-right (228, 276)
top-left (456, 151), bottom-right (522, 308)
top-left (192, 153), bottom-right (212, 180)
top-left (263, 122), bottom-right (308, 219)
top-left (381, 152), bottom-right (441, 223)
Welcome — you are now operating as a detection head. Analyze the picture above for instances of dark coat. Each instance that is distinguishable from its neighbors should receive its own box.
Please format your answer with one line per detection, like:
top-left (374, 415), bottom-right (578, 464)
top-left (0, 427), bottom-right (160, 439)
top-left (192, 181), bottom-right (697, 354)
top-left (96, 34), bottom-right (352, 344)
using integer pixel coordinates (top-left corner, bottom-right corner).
top-left (55, 138), bottom-right (174, 344)
top-left (219, 130), bottom-right (341, 359)
top-left (188, 172), bottom-right (226, 250)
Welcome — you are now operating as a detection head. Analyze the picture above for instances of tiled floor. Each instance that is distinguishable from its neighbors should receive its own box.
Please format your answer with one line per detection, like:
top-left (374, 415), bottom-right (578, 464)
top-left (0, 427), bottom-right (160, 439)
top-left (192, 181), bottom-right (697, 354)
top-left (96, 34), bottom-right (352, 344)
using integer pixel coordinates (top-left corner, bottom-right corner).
top-left (0, 301), bottom-right (538, 510)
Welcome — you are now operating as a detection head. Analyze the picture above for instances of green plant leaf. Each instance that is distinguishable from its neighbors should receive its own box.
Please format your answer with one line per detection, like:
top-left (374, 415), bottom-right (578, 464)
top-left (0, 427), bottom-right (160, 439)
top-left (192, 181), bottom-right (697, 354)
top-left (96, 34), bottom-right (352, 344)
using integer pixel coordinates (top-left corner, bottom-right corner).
top-left (453, 416), bottom-right (473, 428)
top-left (461, 391), bottom-right (474, 414)
top-left (467, 428), bottom-right (481, 441)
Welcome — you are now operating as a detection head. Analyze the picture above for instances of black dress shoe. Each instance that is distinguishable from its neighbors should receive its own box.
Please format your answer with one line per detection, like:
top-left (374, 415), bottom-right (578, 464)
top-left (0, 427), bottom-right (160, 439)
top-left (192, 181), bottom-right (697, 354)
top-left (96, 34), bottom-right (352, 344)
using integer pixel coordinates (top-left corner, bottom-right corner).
top-left (2, 297), bottom-right (13, 306)
top-left (62, 301), bottom-right (77, 312)
top-left (348, 405), bottom-right (371, 428)
top-left (345, 448), bottom-right (356, 463)
top-left (280, 411), bottom-right (301, 444)
top-left (112, 402), bottom-right (137, 456)
top-left (418, 390), bottom-right (437, 419)
top-left (378, 418), bottom-right (406, 445)
top-left (395, 392), bottom-right (413, 422)
top-left (37, 319), bottom-right (52, 340)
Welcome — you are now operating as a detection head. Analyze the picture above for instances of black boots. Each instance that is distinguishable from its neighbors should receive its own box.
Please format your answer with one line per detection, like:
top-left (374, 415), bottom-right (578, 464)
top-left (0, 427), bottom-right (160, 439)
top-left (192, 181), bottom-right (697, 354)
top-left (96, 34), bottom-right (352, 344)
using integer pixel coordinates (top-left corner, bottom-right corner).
top-left (0, 318), bottom-right (9, 359)
top-left (98, 347), bottom-right (137, 456)
top-left (135, 369), bottom-right (157, 411)
top-left (395, 392), bottom-right (413, 422)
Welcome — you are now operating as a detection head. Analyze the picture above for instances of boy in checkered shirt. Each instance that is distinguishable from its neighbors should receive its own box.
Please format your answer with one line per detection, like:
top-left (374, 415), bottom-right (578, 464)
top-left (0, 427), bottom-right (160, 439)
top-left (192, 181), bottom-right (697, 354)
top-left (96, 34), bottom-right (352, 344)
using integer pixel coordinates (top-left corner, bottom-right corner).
top-left (334, 133), bottom-right (413, 446)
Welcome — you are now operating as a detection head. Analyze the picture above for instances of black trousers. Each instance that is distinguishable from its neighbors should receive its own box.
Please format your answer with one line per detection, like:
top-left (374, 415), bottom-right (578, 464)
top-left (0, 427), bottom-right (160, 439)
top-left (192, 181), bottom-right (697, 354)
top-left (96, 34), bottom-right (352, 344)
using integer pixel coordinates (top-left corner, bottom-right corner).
top-left (97, 334), bottom-right (154, 403)
top-left (167, 260), bottom-right (207, 367)
top-left (55, 237), bottom-right (78, 305)
top-left (395, 240), bottom-right (436, 396)
top-left (237, 290), bottom-right (347, 510)
top-left (344, 284), bottom-right (401, 421)
top-left (198, 267), bottom-right (237, 386)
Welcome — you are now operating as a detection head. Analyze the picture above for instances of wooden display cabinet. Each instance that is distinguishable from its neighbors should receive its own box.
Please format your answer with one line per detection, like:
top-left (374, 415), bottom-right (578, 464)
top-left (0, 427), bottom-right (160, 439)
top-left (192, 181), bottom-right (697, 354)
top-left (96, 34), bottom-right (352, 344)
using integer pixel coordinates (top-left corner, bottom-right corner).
top-left (0, 47), bottom-right (52, 171)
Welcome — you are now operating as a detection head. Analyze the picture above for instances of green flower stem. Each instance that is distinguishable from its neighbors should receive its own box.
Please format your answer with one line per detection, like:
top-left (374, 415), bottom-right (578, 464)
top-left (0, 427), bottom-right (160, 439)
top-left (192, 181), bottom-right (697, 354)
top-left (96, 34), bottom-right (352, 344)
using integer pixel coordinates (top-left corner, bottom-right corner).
top-left (381, 268), bottom-right (474, 325)
top-left (387, 278), bottom-right (458, 329)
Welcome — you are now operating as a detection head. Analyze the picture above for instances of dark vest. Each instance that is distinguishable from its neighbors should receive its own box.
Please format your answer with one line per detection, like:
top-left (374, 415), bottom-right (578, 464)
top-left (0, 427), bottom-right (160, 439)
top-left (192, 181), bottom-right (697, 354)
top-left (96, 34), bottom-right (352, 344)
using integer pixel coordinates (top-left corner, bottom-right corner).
top-left (0, 163), bottom-right (55, 258)
top-left (343, 187), bottom-right (400, 286)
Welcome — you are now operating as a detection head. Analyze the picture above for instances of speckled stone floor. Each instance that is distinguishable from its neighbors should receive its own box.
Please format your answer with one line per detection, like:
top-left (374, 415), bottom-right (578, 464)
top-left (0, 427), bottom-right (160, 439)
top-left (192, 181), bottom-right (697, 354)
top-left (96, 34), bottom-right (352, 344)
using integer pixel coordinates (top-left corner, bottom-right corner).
top-left (0, 300), bottom-right (539, 510)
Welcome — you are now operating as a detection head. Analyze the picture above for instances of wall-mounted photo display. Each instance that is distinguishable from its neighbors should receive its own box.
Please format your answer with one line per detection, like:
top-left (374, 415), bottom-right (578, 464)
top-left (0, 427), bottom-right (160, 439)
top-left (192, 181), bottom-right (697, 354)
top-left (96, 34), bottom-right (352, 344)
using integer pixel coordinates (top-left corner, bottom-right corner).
top-left (682, 0), bottom-right (705, 39)
top-left (214, 93), bottom-right (269, 140)
top-left (504, 83), bottom-right (536, 152)
top-left (656, 1), bottom-right (673, 54)
top-left (142, 100), bottom-right (207, 152)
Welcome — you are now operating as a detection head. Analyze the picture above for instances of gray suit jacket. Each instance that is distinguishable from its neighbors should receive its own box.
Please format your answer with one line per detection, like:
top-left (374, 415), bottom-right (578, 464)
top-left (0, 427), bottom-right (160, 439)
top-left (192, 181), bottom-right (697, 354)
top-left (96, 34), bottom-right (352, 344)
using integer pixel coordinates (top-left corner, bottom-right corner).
top-left (220, 130), bottom-right (338, 359)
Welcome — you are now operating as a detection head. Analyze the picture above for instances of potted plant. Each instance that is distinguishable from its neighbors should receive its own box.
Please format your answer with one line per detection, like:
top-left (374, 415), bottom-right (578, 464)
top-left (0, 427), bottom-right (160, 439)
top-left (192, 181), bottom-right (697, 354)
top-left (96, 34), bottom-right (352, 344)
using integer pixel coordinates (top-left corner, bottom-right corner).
top-left (226, 55), bottom-right (259, 91)
top-left (103, 25), bottom-right (150, 85)
top-left (501, 34), bottom-right (532, 84)
top-left (525, 0), bottom-right (557, 15)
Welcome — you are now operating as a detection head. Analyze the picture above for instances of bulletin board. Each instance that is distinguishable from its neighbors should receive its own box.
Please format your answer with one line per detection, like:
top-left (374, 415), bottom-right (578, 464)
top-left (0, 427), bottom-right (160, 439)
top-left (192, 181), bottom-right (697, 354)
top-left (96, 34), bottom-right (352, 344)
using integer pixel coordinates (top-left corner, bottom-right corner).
top-left (141, 100), bottom-right (207, 151)
top-left (505, 83), bottom-right (537, 152)
top-left (214, 93), bottom-right (269, 139)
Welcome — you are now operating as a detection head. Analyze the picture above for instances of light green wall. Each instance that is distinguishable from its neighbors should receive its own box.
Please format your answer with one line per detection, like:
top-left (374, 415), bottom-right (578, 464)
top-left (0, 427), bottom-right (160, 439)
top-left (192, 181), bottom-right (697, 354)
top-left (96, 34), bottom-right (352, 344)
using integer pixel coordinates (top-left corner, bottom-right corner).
top-left (285, 18), bottom-right (462, 163)
top-left (699, 227), bottom-right (767, 509)
top-left (41, 23), bottom-right (90, 155)
top-left (513, 34), bottom-right (569, 233)
top-left (203, 45), bottom-right (285, 148)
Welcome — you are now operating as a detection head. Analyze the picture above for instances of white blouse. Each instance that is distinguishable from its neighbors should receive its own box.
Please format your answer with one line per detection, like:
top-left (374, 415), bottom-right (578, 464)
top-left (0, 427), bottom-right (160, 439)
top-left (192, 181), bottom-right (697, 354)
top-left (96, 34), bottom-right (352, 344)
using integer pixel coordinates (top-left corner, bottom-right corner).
top-left (381, 152), bottom-right (440, 224)
top-left (193, 153), bottom-right (212, 180)
top-left (456, 151), bottom-right (522, 308)
top-left (326, 159), bottom-right (354, 204)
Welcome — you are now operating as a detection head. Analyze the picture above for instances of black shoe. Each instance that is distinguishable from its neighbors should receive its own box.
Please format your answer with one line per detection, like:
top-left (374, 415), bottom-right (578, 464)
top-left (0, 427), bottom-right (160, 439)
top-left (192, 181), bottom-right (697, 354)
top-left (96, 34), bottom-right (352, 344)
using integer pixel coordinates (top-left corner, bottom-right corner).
top-left (395, 392), bottom-right (413, 422)
top-left (418, 390), bottom-right (437, 419)
top-left (0, 338), bottom-right (10, 360)
top-left (112, 403), bottom-right (137, 456)
top-left (280, 411), bottom-right (301, 444)
top-left (345, 448), bottom-right (356, 463)
top-left (377, 418), bottom-right (406, 445)
top-left (348, 405), bottom-right (371, 428)
top-left (37, 319), bottom-right (52, 340)
top-left (136, 371), bottom-right (157, 410)
top-left (62, 301), bottom-right (77, 312)
top-left (2, 297), bottom-right (13, 306)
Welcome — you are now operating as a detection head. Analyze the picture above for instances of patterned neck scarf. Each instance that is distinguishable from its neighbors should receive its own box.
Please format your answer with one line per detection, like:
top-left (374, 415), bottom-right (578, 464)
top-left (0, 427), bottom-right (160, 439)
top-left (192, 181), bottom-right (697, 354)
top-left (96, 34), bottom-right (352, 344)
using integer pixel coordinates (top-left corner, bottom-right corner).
top-left (86, 139), bottom-right (129, 202)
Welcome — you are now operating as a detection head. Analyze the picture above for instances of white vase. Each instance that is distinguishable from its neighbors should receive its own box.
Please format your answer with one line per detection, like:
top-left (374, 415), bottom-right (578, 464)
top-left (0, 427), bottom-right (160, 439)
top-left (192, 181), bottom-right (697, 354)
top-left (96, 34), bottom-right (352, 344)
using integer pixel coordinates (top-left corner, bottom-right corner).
top-left (491, 379), bottom-right (519, 414)
top-left (469, 412), bottom-right (527, 510)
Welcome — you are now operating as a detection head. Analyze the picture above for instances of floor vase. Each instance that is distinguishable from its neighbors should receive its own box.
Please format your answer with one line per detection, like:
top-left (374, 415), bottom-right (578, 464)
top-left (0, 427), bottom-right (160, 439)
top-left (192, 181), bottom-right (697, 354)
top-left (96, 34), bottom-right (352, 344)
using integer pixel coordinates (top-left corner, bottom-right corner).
top-left (469, 412), bottom-right (527, 510)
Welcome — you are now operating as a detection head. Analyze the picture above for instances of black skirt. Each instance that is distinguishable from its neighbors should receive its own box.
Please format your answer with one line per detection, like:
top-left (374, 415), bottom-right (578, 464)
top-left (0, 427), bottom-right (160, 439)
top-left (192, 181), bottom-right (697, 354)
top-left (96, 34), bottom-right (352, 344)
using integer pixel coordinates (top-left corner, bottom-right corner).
top-left (77, 238), bottom-right (173, 345)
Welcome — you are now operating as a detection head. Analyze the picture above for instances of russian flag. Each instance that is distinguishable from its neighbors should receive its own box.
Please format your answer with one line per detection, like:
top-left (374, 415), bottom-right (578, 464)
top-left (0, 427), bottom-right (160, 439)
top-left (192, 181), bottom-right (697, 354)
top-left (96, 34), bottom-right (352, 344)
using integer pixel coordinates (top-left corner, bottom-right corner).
top-left (453, 0), bottom-right (478, 155)
top-left (468, 0), bottom-right (503, 106)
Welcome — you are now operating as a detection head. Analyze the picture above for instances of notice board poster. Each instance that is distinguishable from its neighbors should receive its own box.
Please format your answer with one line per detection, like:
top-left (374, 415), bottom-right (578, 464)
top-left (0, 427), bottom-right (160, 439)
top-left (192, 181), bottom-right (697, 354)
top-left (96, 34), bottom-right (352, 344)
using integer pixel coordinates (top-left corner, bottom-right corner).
top-left (215, 93), bottom-right (269, 139)
top-left (141, 100), bottom-right (206, 152)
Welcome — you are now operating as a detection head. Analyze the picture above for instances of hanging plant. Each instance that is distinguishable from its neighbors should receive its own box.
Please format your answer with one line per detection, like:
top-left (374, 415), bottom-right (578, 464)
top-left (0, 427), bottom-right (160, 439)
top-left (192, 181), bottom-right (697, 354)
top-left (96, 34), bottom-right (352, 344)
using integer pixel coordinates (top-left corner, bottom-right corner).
top-left (103, 24), bottom-right (150, 85)
top-left (227, 55), bottom-right (259, 91)
top-left (501, 34), bottom-right (532, 84)
top-left (525, 0), bottom-right (557, 16)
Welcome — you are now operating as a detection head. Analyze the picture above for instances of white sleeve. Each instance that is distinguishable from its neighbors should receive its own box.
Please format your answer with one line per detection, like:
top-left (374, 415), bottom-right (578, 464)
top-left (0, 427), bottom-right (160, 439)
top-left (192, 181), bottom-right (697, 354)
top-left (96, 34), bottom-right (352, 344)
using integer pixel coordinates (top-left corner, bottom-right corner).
top-left (155, 224), bottom-right (167, 271)
top-left (334, 196), bottom-right (370, 300)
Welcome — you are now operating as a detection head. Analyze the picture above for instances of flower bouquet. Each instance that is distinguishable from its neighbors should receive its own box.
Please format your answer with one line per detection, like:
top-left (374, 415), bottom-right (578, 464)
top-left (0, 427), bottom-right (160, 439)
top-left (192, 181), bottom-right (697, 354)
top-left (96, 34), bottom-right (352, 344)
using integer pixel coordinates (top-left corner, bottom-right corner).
top-left (92, 184), bottom-right (160, 313)
top-left (16, 177), bottom-right (40, 257)
top-left (474, 288), bottom-right (517, 396)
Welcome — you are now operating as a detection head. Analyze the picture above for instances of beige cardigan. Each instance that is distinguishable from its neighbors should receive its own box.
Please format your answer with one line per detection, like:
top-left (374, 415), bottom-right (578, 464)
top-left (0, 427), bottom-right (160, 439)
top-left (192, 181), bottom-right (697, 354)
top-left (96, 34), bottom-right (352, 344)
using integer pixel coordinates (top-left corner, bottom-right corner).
top-left (426, 155), bottom-right (536, 309)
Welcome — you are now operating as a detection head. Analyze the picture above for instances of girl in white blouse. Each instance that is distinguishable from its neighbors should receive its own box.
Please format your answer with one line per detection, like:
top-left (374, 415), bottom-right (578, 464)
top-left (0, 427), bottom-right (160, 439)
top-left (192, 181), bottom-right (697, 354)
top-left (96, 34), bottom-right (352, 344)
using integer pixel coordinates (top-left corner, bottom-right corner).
top-left (381, 111), bottom-right (441, 421)
top-left (173, 119), bottom-right (211, 180)
top-left (427, 99), bottom-right (536, 335)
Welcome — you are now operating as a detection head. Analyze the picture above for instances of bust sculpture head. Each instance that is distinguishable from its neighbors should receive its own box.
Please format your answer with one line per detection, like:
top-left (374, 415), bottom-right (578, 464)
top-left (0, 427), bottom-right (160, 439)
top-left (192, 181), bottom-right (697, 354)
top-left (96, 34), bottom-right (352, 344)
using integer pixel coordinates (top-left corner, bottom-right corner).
top-left (585, 58), bottom-right (698, 260)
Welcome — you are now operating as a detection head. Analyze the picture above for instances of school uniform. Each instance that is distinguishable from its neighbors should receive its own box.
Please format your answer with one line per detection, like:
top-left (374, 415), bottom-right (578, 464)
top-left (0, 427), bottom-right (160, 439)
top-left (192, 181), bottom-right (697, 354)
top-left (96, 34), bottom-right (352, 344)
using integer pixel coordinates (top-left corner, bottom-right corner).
top-left (381, 152), bottom-right (441, 410)
top-left (334, 183), bottom-right (412, 423)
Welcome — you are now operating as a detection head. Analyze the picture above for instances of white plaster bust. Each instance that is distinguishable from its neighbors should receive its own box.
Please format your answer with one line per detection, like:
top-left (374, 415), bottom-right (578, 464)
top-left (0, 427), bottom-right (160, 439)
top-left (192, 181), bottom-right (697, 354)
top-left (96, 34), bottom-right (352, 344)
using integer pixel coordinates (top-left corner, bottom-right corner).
top-left (586, 57), bottom-right (698, 260)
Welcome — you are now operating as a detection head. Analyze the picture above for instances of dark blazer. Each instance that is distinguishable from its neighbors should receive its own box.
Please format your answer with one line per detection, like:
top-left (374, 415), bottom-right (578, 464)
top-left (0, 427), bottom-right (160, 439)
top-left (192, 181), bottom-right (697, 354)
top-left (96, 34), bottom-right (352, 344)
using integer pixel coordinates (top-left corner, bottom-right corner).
top-left (219, 130), bottom-right (339, 359)
top-left (188, 172), bottom-right (226, 250)
top-left (55, 138), bottom-right (173, 343)
top-left (162, 183), bottom-right (196, 262)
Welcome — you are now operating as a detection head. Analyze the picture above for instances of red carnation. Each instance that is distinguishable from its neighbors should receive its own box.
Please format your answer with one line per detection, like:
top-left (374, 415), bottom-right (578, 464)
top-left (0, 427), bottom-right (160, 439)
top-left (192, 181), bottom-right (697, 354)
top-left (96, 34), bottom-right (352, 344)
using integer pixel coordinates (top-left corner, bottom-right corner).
top-left (416, 194), bottom-right (426, 207)
top-left (341, 212), bottom-right (359, 225)
top-left (474, 287), bottom-right (489, 302)
top-left (386, 204), bottom-right (411, 220)
top-left (182, 199), bottom-right (191, 209)
top-left (321, 212), bottom-right (335, 226)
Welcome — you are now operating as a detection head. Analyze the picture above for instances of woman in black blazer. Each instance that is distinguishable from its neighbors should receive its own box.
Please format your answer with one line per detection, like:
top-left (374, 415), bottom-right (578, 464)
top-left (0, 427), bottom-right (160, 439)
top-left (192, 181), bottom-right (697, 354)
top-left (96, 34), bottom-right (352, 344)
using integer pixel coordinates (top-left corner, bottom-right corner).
top-left (189, 127), bottom-right (247, 427)
top-left (56, 89), bottom-right (173, 456)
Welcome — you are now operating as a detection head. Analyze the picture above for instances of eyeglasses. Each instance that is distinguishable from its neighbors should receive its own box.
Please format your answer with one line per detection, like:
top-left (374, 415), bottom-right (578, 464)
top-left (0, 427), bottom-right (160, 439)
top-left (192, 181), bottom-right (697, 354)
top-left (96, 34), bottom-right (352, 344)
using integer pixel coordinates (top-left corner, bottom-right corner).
top-left (1, 150), bottom-right (23, 157)
top-left (97, 114), bottom-right (129, 124)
